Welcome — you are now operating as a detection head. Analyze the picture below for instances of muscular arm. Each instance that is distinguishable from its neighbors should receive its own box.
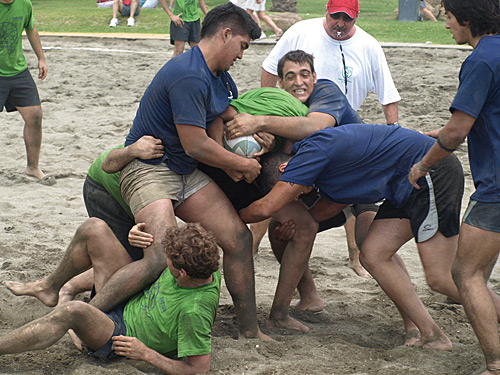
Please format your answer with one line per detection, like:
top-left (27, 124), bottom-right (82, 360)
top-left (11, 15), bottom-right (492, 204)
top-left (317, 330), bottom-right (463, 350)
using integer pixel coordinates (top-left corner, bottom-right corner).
top-left (382, 102), bottom-right (399, 124)
top-left (102, 136), bottom-right (164, 173)
top-left (239, 181), bottom-right (310, 223)
top-left (226, 111), bottom-right (336, 141)
top-left (408, 109), bottom-right (474, 187)
top-left (25, 26), bottom-right (47, 80)
top-left (261, 68), bottom-right (278, 88)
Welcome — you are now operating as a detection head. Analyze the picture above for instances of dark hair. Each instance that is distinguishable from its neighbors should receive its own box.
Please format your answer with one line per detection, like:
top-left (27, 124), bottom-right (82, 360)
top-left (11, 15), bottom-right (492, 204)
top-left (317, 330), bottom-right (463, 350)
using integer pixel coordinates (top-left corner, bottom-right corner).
top-left (163, 223), bottom-right (220, 280)
top-left (442, 0), bottom-right (500, 37)
top-left (277, 50), bottom-right (315, 79)
top-left (201, 3), bottom-right (261, 40)
top-left (254, 152), bottom-right (292, 195)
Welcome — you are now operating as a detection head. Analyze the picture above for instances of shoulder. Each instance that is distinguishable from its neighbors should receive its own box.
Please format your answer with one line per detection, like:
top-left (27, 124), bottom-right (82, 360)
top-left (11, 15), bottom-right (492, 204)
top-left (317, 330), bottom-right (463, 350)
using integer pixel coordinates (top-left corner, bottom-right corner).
top-left (352, 26), bottom-right (382, 48)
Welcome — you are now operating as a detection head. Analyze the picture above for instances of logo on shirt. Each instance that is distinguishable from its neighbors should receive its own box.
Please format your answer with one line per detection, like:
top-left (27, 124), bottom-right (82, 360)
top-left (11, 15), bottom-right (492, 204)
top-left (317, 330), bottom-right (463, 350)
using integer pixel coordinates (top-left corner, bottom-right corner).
top-left (0, 22), bottom-right (19, 54)
top-left (140, 282), bottom-right (160, 319)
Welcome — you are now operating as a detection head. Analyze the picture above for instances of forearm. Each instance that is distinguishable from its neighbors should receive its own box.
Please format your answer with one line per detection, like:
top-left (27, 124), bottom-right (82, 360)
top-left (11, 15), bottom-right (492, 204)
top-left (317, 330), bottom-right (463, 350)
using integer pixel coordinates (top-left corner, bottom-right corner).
top-left (260, 68), bottom-right (278, 88)
top-left (158, 0), bottom-right (175, 17)
top-left (143, 349), bottom-right (208, 375)
top-left (239, 198), bottom-right (275, 223)
top-left (102, 147), bottom-right (137, 173)
top-left (255, 116), bottom-right (328, 141)
top-left (198, 0), bottom-right (208, 15)
top-left (25, 27), bottom-right (45, 63)
top-left (382, 102), bottom-right (399, 124)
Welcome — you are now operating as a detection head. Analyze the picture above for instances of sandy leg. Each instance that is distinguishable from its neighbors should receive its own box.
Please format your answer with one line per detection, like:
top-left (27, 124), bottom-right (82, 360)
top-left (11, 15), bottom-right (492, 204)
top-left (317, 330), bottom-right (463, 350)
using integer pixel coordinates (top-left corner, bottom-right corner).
top-left (4, 280), bottom-right (59, 307)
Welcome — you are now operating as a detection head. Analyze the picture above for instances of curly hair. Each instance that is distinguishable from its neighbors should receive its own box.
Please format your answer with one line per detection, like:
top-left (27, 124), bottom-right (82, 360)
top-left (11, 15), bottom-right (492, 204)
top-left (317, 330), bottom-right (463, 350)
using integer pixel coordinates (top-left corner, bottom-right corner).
top-left (162, 223), bottom-right (220, 280)
top-left (442, 0), bottom-right (500, 37)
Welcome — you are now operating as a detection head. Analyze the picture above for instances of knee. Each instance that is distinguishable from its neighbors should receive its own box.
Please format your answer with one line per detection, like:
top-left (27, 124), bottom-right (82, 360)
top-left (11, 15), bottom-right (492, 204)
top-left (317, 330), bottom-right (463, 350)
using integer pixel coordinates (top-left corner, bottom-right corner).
top-left (54, 301), bottom-right (88, 321)
top-left (26, 108), bottom-right (43, 127)
top-left (425, 272), bottom-right (452, 294)
top-left (77, 217), bottom-right (109, 241)
top-left (451, 261), bottom-right (462, 289)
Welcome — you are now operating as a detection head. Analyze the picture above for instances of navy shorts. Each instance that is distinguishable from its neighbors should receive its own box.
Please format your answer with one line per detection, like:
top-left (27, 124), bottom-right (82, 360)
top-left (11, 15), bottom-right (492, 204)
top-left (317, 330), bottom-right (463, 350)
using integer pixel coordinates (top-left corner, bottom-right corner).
top-left (170, 19), bottom-right (201, 45)
top-left (374, 154), bottom-right (464, 243)
top-left (0, 68), bottom-right (40, 112)
top-left (86, 303), bottom-right (127, 362)
top-left (463, 200), bottom-right (500, 233)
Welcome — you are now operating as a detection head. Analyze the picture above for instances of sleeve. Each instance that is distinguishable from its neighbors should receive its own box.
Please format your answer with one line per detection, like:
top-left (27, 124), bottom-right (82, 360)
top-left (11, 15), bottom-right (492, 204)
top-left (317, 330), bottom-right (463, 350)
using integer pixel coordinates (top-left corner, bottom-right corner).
top-left (450, 59), bottom-right (492, 119)
top-left (369, 43), bottom-right (401, 106)
top-left (176, 311), bottom-right (213, 358)
top-left (24, 0), bottom-right (35, 31)
top-left (169, 76), bottom-right (209, 129)
top-left (280, 141), bottom-right (330, 187)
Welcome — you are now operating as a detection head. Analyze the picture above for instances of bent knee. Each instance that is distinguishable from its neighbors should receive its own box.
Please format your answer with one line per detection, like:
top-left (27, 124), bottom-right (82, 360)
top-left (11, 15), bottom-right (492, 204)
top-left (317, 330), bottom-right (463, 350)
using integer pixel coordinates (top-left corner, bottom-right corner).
top-left (55, 301), bottom-right (89, 320)
top-left (77, 217), bottom-right (109, 240)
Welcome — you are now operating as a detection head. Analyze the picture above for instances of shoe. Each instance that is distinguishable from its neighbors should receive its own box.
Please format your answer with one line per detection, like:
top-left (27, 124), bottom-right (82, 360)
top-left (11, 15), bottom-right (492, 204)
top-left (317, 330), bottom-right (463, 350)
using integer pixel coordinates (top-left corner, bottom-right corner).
top-left (256, 32), bottom-right (266, 41)
top-left (127, 17), bottom-right (135, 26)
top-left (275, 29), bottom-right (283, 41)
top-left (109, 18), bottom-right (118, 27)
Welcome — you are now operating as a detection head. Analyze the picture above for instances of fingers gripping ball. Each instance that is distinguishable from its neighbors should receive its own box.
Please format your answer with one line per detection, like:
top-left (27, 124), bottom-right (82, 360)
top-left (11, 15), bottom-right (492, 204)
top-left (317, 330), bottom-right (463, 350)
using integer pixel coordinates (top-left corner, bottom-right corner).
top-left (223, 135), bottom-right (262, 158)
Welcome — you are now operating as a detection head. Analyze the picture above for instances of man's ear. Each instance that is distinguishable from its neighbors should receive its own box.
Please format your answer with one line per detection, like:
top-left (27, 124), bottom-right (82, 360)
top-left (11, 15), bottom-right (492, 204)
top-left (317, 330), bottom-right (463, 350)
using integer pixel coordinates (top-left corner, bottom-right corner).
top-left (279, 161), bottom-right (288, 173)
top-left (179, 268), bottom-right (188, 278)
top-left (278, 77), bottom-right (284, 89)
top-left (222, 27), bottom-right (233, 42)
top-left (313, 71), bottom-right (318, 85)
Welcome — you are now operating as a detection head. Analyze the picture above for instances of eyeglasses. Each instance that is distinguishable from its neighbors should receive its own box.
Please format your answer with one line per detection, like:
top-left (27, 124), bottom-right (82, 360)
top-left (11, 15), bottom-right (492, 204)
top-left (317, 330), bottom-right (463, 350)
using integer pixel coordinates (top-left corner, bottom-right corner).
top-left (339, 43), bottom-right (348, 95)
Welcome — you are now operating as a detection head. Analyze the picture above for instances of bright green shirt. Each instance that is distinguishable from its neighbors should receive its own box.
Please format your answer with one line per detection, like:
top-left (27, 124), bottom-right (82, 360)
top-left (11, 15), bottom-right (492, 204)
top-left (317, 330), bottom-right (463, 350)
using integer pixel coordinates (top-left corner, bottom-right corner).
top-left (87, 145), bottom-right (133, 219)
top-left (173, 0), bottom-right (201, 22)
top-left (0, 0), bottom-right (34, 77)
top-left (123, 269), bottom-right (221, 358)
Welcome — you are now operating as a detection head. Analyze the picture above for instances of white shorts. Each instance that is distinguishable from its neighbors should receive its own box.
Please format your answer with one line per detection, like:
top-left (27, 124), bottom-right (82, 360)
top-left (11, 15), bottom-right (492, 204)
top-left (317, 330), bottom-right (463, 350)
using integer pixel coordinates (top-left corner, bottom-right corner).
top-left (245, 0), bottom-right (266, 11)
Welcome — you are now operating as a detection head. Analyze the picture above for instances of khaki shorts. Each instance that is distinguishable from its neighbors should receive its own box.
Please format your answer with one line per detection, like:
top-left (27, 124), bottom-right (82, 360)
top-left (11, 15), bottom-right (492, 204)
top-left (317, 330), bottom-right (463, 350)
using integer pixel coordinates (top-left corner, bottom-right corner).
top-left (120, 159), bottom-right (212, 217)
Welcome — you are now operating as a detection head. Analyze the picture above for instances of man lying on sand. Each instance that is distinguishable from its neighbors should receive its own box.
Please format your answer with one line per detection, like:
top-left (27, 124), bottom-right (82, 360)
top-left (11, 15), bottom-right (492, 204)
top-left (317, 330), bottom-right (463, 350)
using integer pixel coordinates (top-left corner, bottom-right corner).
top-left (4, 222), bottom-right (220, 374)
top-left (239, 123), bottom-right (470, 350)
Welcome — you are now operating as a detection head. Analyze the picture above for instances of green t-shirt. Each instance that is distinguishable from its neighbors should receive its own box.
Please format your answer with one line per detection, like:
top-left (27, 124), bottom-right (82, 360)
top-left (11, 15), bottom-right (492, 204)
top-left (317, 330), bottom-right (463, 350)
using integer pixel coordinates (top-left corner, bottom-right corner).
top-left (0, 0), bottom-right (34, 77)
top-left (230, 87), bottom-right (309, 151)
top-left (123, 269), bottom-right (221, 358)
top-left (173, 0), bottom-right (201, 22)
top-left (87, 145), bottom-right (133, 219)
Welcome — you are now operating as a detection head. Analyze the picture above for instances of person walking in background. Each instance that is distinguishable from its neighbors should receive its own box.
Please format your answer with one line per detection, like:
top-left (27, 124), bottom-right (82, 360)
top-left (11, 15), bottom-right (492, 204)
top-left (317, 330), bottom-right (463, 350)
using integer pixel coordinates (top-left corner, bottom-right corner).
top-left (109, 0), bottom-right (140, 27)
top-left (419, 0), bottom-right (438, 22)
top-left (159, 0), bottom-right (208, 57)
top-left (245, 0), bottom-right (282, 41)
top-left (0, 0), bottom-right (49, 182)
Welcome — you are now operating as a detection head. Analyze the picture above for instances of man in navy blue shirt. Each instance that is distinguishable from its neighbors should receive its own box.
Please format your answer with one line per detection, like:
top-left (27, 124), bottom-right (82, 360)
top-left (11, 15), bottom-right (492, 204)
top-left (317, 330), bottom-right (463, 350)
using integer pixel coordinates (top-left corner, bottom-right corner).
top-left (408, 0), bottom-right (500, 372)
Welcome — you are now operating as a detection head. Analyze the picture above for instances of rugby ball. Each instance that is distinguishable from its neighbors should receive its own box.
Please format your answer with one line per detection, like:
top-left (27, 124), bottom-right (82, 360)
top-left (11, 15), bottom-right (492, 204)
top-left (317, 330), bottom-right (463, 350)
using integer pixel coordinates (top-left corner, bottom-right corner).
top-left (223, 135), bottom-right (262, 158)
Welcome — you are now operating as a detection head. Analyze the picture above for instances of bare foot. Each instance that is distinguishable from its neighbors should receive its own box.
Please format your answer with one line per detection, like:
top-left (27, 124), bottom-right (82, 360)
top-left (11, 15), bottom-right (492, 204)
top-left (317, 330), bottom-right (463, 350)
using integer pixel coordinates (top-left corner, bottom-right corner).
top-left (238, 328), bottom-right (273, 341)
top-left (295, 296), bottom-right (325, 312)
top-left (4, 280), bottom-right (59, 307)
top-left (24, 166), bottom-right (45, 180)
top-left (414, 329), bottom-right (452, 351)
top-left (348, 259), bottom-right (372, 278)
top-left (404, 329), bottom-right (420, 347)
top-left (267, 316), bottom-right (310, 332)
top-left (68, 329), bottom-right (85, 352)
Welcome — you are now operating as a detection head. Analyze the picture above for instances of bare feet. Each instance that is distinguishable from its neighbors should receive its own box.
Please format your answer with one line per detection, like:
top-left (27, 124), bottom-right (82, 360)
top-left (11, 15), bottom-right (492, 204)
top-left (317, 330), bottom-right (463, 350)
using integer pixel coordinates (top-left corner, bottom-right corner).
top-left (414, 329), bottom-right (452, 351)
top-left (4, 280), bottom-right (59, 307)
top-left (68, 329), bottom-right (85, 352)
top-left (295, 296), bottom-right (325, 312)
top-left (267, 316), bottom-right (310, 332)
top-left (348, 259), bottom-right (372, 278)
top-left (404, 329), bottom-right (420, 347)
top-left (24, 166), bottom-right (45, 180)
top-left (238, 329), bottom-right (273, 341)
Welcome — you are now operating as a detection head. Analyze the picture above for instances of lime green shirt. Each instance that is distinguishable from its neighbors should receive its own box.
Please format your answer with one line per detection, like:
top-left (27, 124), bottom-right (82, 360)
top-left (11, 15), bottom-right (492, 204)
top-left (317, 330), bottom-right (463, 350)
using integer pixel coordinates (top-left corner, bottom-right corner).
top-left (123, 269), bottom-right (221, 358)
top-left (87, 145), bottom-right (134, 219)
top-left (0, 0), bottom-right (34, 77)
top-left (173, 0), bottom-right (201, 22)
top-left (230, 87), bottom-right (309, 151)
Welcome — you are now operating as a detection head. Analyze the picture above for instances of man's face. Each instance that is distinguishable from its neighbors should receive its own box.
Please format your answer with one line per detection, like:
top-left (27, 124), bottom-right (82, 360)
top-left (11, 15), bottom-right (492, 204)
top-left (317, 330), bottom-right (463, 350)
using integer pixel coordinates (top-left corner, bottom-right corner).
top-left (278, 61), bottom-right (317, 103)
top-left (220, 30), bottom-right (251, 71)
top-left (445, 11), bottom-right (471, 45)
top-left (167, 256), bottom-right (181, 279)
top-left (324, 11), bottom-right (358, 40)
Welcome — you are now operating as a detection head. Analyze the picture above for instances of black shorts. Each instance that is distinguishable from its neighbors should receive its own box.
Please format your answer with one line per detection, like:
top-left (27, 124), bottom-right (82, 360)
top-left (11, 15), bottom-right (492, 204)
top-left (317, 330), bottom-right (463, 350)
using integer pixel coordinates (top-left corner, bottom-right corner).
top-left (170, 19), bottom-right (201, 44)
top-left (374, 154), bottom-right (464, 243)
top-left (0, 68), bottom-right (40, 112)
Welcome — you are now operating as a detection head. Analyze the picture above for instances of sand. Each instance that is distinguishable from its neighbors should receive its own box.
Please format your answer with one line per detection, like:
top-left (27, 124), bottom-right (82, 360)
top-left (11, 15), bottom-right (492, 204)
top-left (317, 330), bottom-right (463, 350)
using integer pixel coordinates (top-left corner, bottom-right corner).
top-left (0, 36), bottom-right (494, 374)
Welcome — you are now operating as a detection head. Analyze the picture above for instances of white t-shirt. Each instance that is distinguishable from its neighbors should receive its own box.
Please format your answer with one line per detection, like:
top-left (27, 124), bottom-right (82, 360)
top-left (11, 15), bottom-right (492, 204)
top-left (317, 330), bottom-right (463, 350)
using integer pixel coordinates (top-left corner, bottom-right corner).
top-left (262, 18), bottom-right (401, 110)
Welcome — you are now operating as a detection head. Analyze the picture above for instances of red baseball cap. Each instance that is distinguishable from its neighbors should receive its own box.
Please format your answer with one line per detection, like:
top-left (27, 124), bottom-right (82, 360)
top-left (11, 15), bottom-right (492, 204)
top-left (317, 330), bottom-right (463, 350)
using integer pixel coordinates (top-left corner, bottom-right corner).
top-left (326, 0), bottom-right (359, 19)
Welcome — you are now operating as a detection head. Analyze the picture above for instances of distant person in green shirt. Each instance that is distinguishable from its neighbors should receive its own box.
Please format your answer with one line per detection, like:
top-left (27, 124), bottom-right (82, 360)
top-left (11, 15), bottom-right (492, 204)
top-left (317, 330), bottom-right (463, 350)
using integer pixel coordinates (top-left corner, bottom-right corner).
top-left (158, 0), bottom-right (208, 57)
top-left (3, 222), bottom-right (221, 374)
top-left (0, 0), bottom-right (48, 181)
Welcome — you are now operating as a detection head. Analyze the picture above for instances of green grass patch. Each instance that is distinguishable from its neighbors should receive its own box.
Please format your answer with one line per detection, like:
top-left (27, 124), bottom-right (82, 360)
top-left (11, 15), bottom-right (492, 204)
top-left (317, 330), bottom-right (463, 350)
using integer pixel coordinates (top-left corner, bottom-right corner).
top-left (32, 0), bottom-right (454, 44)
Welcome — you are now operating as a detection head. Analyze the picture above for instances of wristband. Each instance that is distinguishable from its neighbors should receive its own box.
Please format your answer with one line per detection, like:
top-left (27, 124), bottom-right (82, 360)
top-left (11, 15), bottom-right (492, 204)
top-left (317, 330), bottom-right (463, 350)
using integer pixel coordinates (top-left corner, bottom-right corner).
top-left (436, 137), bottom-right (456, 152)
top-left (387, 121), bottom-right (400, 126)
top-left (418, 160), bottom-right (430, 173)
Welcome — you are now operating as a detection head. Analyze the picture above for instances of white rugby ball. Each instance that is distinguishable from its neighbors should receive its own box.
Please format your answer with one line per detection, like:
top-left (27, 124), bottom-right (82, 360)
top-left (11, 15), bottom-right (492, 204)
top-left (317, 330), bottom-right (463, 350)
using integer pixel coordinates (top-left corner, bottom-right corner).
top-left (223, 135), bottom-right (262, 158)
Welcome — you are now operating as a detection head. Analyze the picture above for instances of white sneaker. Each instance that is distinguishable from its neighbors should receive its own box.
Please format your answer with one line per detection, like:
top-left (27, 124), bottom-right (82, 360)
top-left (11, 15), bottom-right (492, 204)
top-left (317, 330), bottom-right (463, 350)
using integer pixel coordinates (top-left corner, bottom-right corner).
top-left (109, 18), bottom-right (118, 27)
top-left (127, 17), bottom-right (135, 26)
top-left (256, 32), bottom-right (266, 41)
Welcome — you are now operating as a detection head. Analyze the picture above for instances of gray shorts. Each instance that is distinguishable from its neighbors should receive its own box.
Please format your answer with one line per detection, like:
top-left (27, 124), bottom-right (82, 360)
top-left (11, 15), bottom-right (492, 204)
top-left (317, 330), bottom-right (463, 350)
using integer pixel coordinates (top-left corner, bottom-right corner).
top-left (120, 3), bottom-right (140, 16)
top-left (0, 68), bottom-right (40, 112)
top-left (170, 19), bottom-right (201, 45)
top-left (463, 200), bottom-right (500, 233)
top-left (375, 154), bottom-right (464, 243)
top-left (420, 0), bottom-right (427, 8)
top-left (119, 159), bottom-right (212, 217)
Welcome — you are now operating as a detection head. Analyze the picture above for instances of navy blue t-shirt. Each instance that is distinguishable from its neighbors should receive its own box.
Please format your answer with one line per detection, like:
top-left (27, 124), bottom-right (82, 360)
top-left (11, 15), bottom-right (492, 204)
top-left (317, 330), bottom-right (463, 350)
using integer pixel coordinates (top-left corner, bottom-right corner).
top-left (450, 35), bottom-right (500, 202)
top-left (306, 79), bottom-right (363, 125)
top-left (281, 124), bottom-right (434, 207)
top-left (125, 46), bottom-right (238, 175)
